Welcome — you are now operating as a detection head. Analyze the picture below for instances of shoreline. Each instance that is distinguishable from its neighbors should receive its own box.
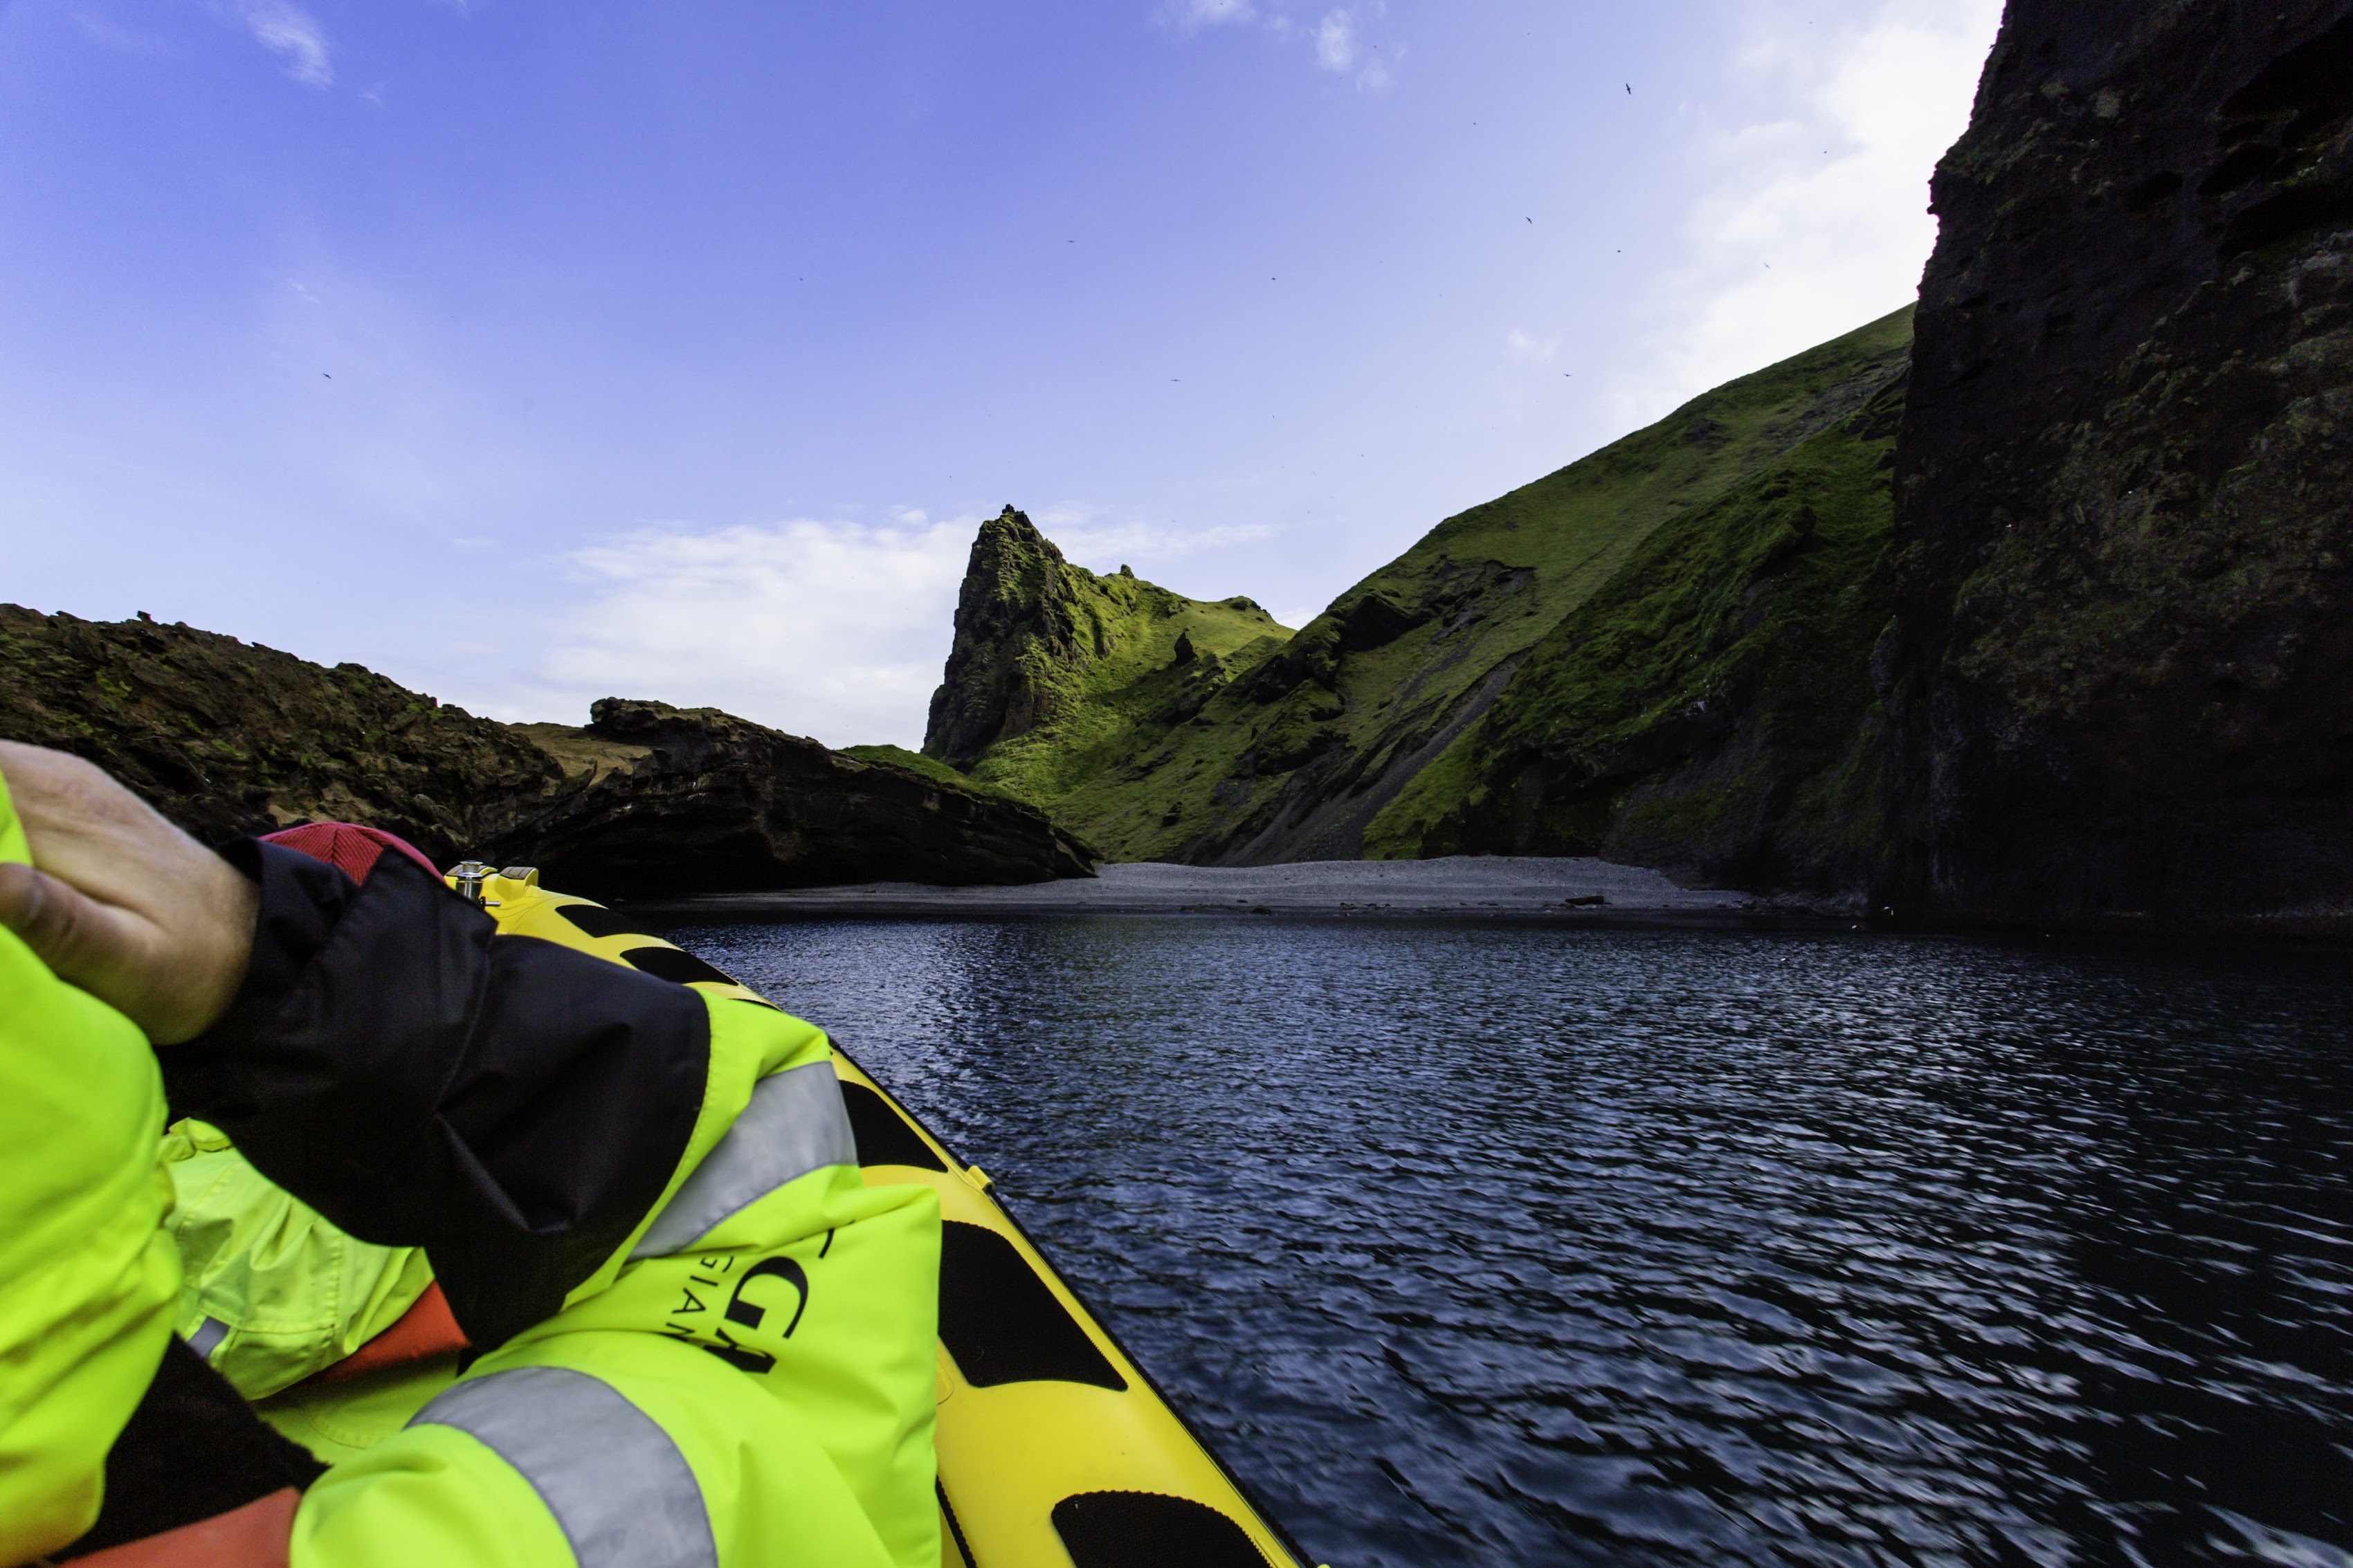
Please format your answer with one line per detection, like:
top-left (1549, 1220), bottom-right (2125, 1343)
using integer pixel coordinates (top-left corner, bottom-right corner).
top-left (624, 856), bottom-right (1797, 925)
top-left (617, 858), bottom-right (2353, 947)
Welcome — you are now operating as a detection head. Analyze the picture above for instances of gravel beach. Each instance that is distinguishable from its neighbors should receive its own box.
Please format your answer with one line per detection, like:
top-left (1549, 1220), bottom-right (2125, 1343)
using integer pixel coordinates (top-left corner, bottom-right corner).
top-left (629, 856), bottom-right (1756, 920)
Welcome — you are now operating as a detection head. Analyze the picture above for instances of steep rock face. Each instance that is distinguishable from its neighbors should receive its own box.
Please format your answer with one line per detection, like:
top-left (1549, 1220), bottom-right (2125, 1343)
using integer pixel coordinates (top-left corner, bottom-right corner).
top-left (925, 507), bottom-right (1290, 769)
top-left (0, 607), bottom-right (1096, 892)
top-left (496, 699), bottom-right (1097, 896)
top-left (1882, 1), bottom-right (2353, 923)
top-left (0, 605), bottom-right (558, 862)
top-left (925, 507), bottom-right (1091, 765)
top-left (921, 507), bottom-right (1293, 811)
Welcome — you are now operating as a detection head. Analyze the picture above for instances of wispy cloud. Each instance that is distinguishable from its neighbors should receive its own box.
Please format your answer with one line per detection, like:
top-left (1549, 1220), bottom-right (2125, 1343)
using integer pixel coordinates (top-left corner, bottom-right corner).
top-left (70, 6), bottom-right (170, 55)
top-left (1505, 328), bottom-right (1559, 363)
top-left (1161, 0), bottom-right (1256, 26)
top-left (1314, 10), bottom-right (1354, 71)
top-left (215, 0), bottom-right (333, 88)
top-left (506, 514), bottom-right (976, 748)
top-left (1309, 6), bottom-right (1394, 90)
top-left (1607, 0), bottom-right (1999, 426)
top-left (1038, 506), bottom-right (1281, 573)
top-left (478, 506), bottom-right (1295, 743)
top-left (1160, 0), bottom-right (1397, 91)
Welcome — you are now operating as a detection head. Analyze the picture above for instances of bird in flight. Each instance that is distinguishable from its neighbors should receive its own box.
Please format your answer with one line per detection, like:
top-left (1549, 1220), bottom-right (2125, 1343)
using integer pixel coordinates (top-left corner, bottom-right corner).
top-left (1625, 83), bottom-right (1632, 95)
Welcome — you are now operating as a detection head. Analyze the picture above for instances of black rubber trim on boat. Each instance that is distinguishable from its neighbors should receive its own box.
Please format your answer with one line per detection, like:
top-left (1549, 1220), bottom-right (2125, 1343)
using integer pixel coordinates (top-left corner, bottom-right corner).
top-left (984, 1194), bottom-right (1317, 1568)
top-left (938, 1221), bottom-right (1127, 1392)
top-left (842, 1082), bottom-right (949, 1172)
top-left (1051, 1490), bottom-right (1271, 1568)
top-left (827, 1039), bottom-right (977, 1171)
top-left (834, 1037), bottom-right (1310, 1562)
top-left (552, 903), bottom-right (645, 940)
top-left (620, 946), bottom-right (742, 987)
top-left (937, 1478), bottom-right (978, 1568)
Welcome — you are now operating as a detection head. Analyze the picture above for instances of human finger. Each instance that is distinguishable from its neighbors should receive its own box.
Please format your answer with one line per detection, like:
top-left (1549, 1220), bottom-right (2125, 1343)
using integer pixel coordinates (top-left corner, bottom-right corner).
top-left (0, 742), bottom-right (203, 914)
top-left (0, 745), bottom-right (257, 1041)
top-left (0, 861), bottom-right (154, 1002)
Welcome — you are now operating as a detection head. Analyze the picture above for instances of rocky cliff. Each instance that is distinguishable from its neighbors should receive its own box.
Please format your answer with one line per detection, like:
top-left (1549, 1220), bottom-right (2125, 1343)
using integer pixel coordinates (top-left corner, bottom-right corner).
top-left (0, 605), bottom-right (1094, 893)
top-left (0, 605), bottom-right (561, 858)
top-left (932, 311), bottom-right (1914, 867)
top-left (928, 507), bottom-right (1278, 764)
top-left (1880, 0), bottom-right (2353, 927)
top-left (923, 506), bottom-right (1293, 786)
top-left (928, 2), bottom-right (2353, 935)
top-left (500, 699), bottom-right (1096, 895)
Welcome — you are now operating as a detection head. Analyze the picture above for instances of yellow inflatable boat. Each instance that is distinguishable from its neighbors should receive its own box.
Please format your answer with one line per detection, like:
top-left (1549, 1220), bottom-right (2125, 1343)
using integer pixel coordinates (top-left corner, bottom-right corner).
top-left (469, 866), bottom-right (1314, 1568)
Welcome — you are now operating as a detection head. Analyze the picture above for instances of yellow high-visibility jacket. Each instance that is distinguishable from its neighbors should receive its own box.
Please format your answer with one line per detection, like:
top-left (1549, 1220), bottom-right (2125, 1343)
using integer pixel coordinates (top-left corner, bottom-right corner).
top-left (1, 798), bottom-right (940, 1568)
top-left (0, 772), bottom-right (182, 1562)
top-left (285, 991), bottom-right (943, 1568)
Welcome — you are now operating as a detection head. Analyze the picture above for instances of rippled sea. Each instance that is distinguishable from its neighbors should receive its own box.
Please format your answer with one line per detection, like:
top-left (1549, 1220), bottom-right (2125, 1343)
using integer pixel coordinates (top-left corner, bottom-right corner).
top-left (666, 918), bottom-right (2353, 1568)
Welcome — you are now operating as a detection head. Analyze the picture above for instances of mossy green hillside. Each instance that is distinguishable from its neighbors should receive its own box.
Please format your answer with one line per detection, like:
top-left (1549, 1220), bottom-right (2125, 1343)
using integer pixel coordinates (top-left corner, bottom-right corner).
top-left (947, 580), bottom-right (1291, 806)
top-left (1366, 362), bottom-right (1907, 891)
top-left (938, 307), bottom-right (1916, 865)
top-left (839, 744), bottom-right (1043, 808)
top-left (924, 507), bottom-right (1291, 808)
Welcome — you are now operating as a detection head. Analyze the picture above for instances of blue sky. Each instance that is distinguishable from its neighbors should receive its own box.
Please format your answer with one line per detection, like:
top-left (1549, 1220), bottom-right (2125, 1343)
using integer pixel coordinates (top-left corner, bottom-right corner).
top-left (0, 0), bottom-right (1999, 747)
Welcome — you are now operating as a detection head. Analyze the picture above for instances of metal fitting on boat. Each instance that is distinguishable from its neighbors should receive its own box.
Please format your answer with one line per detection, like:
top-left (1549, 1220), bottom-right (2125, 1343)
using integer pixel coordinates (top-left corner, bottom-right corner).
top-left (450, 861), bottom-right (493, 904)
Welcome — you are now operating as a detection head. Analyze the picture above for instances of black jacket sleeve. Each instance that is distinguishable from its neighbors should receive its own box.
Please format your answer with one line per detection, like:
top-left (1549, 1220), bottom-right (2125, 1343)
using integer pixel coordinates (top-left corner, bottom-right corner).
top-left (163, 841), bottom-right (711, 1351)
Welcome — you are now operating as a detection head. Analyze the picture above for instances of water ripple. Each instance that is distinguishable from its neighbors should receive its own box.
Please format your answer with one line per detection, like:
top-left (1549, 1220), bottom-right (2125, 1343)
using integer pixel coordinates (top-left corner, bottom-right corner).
top-left (672, 920), bottom-right (2353, 1567)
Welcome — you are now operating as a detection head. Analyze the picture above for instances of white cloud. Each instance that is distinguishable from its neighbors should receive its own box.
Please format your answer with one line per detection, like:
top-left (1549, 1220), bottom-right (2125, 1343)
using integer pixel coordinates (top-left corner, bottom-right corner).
top-left (514, 515), bottom-right (976, 749)
top-left (1314, 10), bottom-right (1354, 72)
top-left (1042, 509), bottom-right (1280, 572)
top-left (1161, 0), bottom-right (1256, 26)
top-left (217, 0), bottom-right (333, 87)
top-left (1161, 0), bottom-right (1396, 90)
top-left (1607, 0), bottom-right (2000, 427)
top-left (475, 507), bottom-right (1295, 746)
top-left (1505, 328), bottom-right (1559, 363)
top-left (71, 6), bottom-right (169, 54)
top-left (1312, 6), bottom-right (1396, 90)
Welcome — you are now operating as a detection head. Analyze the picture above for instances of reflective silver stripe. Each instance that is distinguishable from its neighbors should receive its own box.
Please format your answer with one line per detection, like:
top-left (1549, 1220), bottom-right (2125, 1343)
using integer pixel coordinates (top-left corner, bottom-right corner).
top-left (630, 1061), bottom-right (857, 1260)
top-left (410, 1365), bottom-right (717, 1568)
top-left (185, 1316), bottom-right (229, 1362)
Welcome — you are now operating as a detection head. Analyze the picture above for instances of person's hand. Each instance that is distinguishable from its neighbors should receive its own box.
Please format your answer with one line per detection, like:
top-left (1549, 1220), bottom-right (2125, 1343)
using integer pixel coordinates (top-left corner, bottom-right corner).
top-left (0, 741), bottom-right (257, 1043)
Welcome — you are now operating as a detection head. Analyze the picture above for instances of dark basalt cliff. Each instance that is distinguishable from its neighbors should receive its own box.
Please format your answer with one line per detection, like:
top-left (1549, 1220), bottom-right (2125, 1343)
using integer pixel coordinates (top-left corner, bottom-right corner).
top-left (499, 699), bottom-right (1097, 895)
top-left (1881, 1), bottom-right (2353, 925)
top-left (0, 606), bottom-right (1094, 894)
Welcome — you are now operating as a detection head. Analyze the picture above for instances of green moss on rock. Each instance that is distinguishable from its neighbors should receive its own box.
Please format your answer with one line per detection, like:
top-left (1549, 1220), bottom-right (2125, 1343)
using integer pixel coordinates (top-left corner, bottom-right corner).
top-left (929, 309), bottom-right (1916, 871)
top-left (1367, 356), bottom-right (1909, 893)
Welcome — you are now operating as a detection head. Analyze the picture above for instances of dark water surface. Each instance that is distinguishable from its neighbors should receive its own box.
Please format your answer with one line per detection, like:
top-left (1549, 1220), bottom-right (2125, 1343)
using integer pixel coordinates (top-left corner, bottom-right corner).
top-left (667, 918), bottom-right (2353, 1568)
